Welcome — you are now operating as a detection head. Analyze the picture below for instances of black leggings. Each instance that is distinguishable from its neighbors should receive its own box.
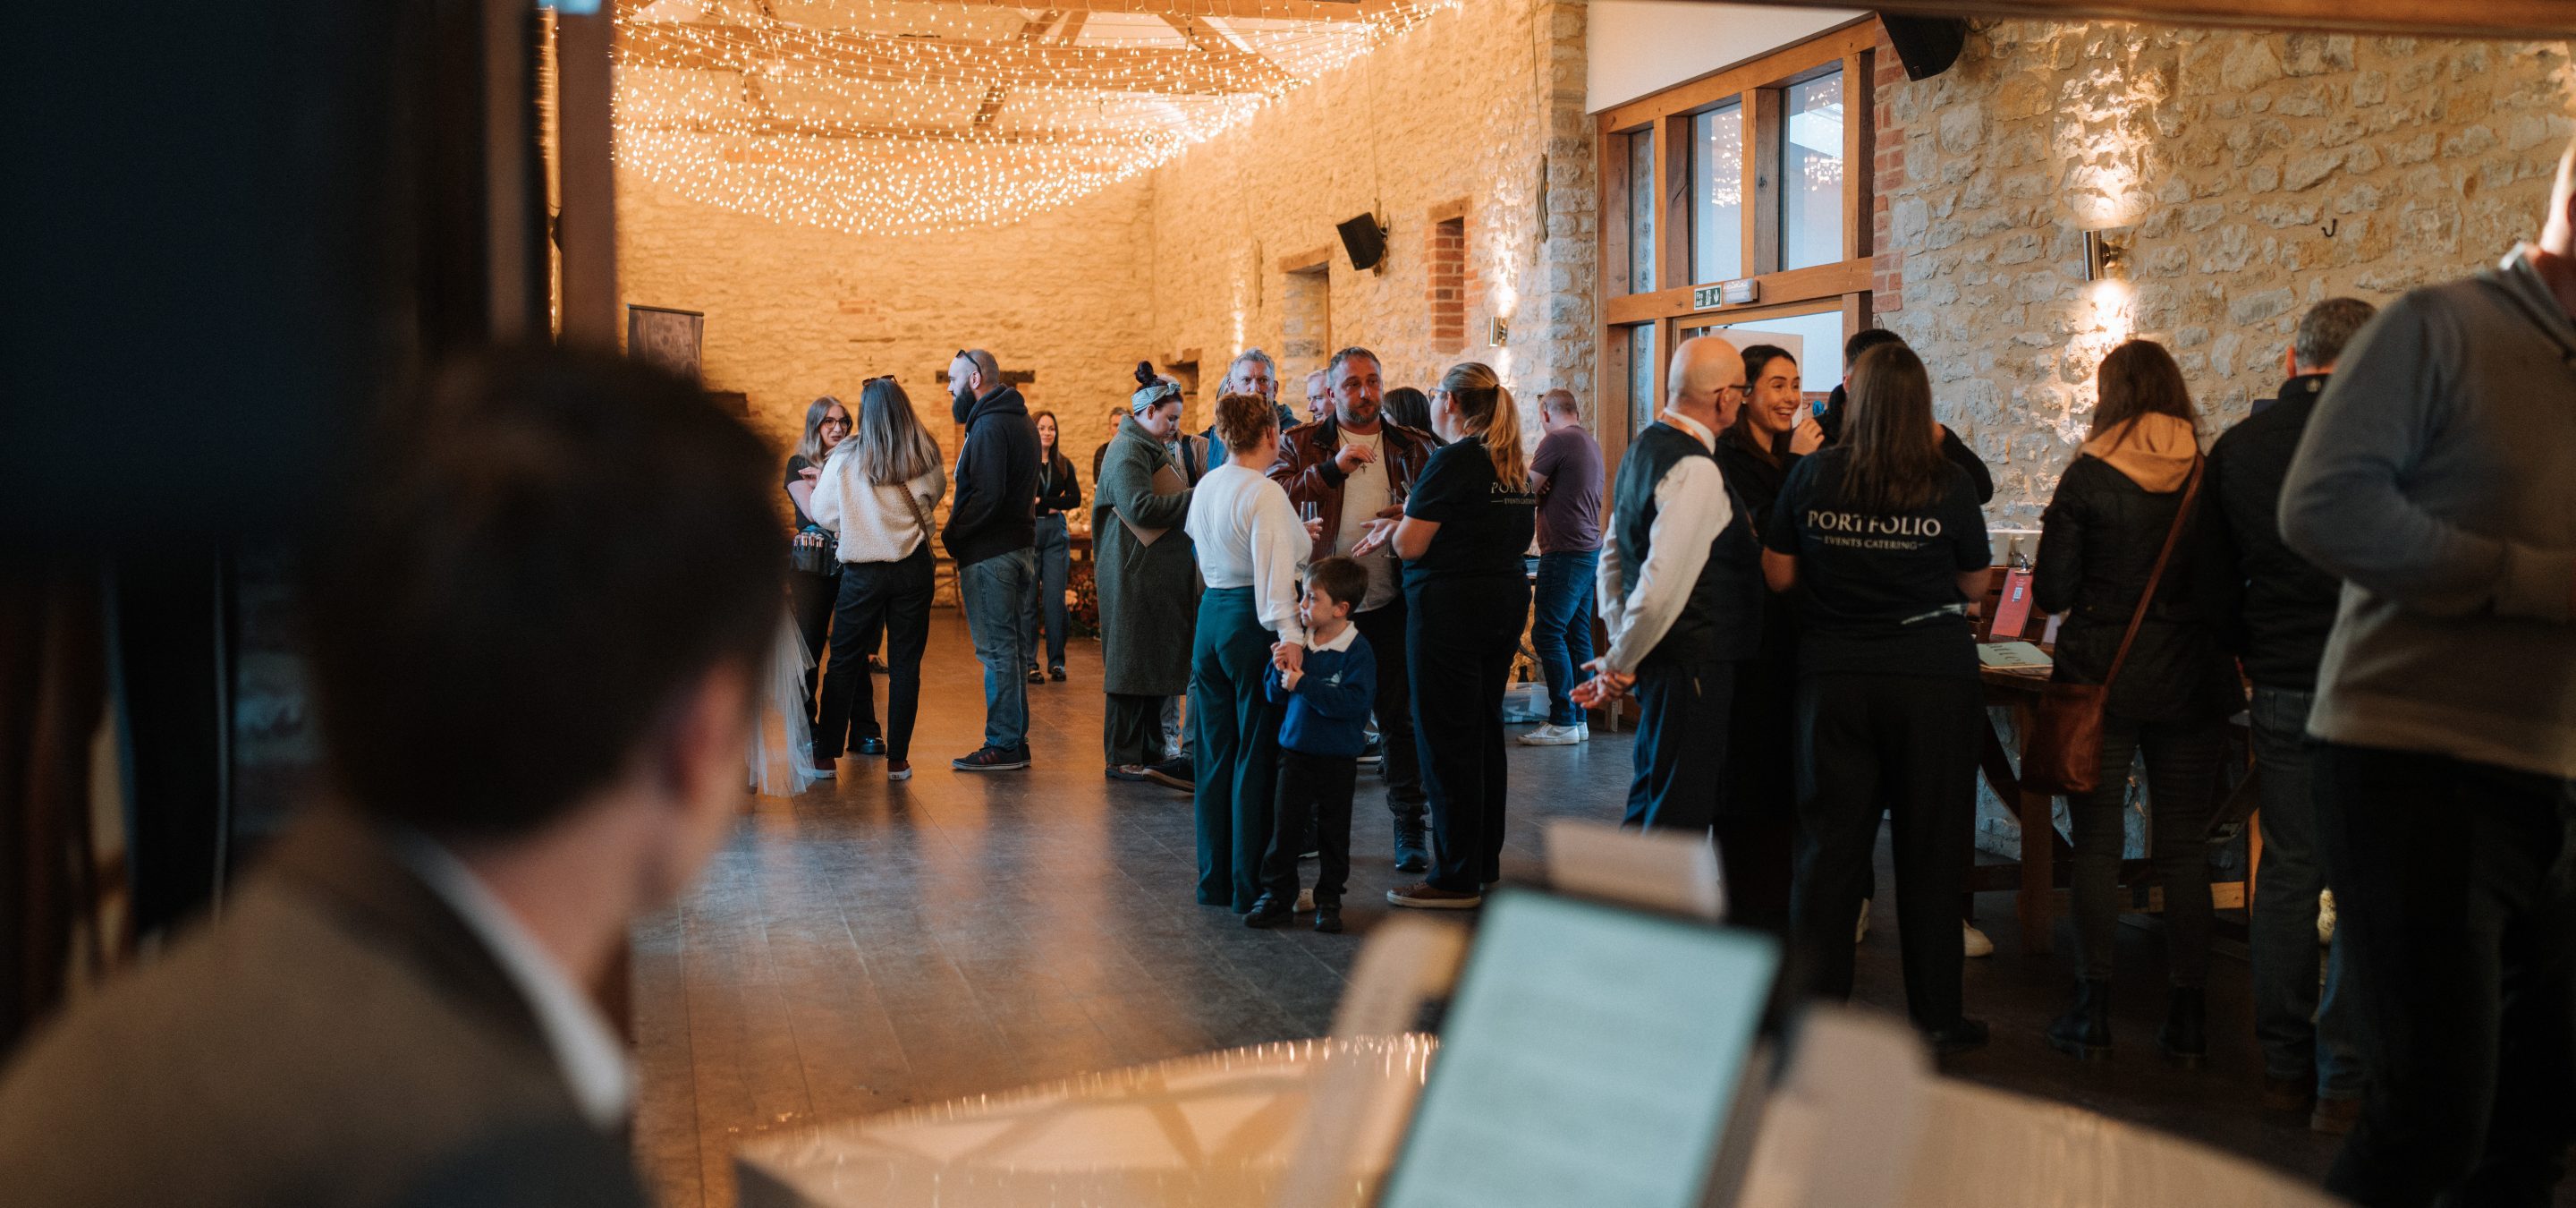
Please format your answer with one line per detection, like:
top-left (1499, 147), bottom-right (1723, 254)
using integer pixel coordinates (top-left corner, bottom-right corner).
top-left (814, 546), bottom-right (933, 761)
top-left (1407, 575), bottom-right (1529, 893)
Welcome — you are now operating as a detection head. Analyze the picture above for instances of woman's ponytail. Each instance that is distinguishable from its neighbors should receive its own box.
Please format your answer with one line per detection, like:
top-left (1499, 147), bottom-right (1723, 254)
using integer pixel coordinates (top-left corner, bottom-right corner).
top-left (1436, 362), bottom-right (1529, 492)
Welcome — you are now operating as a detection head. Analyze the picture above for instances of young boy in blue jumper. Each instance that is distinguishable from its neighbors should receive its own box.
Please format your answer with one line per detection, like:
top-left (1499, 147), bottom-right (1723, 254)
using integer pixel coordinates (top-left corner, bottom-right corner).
top-left (1250, 557), bottom-right (1377, 933)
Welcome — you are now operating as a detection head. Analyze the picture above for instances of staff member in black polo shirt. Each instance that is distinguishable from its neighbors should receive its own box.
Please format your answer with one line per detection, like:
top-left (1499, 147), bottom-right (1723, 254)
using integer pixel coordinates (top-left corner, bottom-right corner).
top-left (1357, 362), bottom-right (1538, 911)
top-left (1576, 336), bottom-right (1762, 862)
top-left (1764, 342), bottom-right (1993, 1055)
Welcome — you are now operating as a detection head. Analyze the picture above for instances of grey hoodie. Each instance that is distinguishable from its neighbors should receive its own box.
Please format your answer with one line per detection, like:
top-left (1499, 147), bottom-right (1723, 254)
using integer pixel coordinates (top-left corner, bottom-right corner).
top-left (2280, 246), bottom-right (2576, 779)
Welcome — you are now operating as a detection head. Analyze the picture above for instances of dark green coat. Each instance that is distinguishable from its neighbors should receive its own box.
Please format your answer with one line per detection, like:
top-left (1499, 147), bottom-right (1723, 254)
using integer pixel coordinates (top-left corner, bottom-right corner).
top-left (1093, 417), bottom-right (1199, 696)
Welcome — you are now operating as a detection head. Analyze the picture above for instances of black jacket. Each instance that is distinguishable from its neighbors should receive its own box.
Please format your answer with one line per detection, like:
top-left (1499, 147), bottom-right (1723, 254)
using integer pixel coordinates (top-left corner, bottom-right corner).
top-left (943, 387), bottom-right (1040, 566)
top-left (1819, 387), bottom-right (1996, 505)
top-left (1034, 449), bottom-right (1080, 519)
top-left (2034, 455), bottom-right (2243, 724)
top-left (2206, 376), bottom-right (2343, 690)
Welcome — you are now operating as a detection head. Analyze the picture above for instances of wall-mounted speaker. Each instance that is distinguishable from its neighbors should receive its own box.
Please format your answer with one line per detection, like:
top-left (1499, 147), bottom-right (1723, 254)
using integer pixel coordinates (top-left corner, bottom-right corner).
top-left (1881, 15), bottom-right (1968, 81)
top-left (1337, 213), bottom-right (1387, 272)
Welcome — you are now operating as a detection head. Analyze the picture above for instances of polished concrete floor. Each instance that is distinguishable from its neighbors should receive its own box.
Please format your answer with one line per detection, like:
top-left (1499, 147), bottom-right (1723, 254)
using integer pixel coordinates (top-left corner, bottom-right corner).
top-left (634, 614), bottom-right (2364, 1207)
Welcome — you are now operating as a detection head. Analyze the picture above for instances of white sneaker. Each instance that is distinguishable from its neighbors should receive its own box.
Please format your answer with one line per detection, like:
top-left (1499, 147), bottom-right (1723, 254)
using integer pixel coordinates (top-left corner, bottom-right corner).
top-left (1854, 897), bottom-right (1871, 944)
top-left (1516, 723), bottom-right (1587, 746)
top-left (2318, 889), bottom-right (2336, 946)
top-left (1963, 921), bottom-right (1995, 957)
top-left (1296, 888), bottom-right (1316, 914)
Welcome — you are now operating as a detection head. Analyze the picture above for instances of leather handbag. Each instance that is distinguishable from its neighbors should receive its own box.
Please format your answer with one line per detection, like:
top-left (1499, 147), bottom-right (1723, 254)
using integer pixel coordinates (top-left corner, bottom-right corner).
top-left (2020, 457), bottom-right (2204, 798)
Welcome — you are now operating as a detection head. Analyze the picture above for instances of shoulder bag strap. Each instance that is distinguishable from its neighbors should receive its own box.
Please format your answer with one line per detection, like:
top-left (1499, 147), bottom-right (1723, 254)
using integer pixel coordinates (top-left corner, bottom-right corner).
top-left (2100, 455), bottom-right (2204, 689)
top-left (895, 476), bottom-right (938, 556)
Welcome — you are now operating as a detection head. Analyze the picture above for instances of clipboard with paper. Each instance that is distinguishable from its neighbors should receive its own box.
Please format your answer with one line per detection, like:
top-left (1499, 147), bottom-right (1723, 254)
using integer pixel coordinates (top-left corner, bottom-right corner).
top-left (1119, 462), bottom-right (1189, 547)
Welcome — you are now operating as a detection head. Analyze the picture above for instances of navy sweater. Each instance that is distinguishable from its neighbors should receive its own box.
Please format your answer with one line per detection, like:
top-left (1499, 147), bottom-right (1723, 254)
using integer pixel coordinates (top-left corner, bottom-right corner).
top-left (1262, 631), bottom-right (1377, 757)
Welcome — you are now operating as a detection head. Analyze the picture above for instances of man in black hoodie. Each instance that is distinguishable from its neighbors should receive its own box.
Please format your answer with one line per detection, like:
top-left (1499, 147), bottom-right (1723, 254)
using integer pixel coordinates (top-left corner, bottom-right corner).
top-left (944, 348), bottom-right (1042, 771)
top-left (1818, 328), bottom-right (1994, 504)
top-left (2207, 295), bottom-right (2377, 1134)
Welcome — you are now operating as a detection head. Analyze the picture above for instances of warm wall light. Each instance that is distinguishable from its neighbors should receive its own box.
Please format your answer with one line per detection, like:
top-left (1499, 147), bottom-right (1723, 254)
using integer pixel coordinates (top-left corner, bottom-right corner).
top-left (2083, 229), bottom-right (2129, 283)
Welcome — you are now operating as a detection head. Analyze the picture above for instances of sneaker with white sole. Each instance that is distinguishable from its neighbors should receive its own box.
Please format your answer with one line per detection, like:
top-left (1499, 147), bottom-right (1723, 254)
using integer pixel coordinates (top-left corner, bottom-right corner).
top-left (1386, 880), bottom-right (1482, 910)
top-left (1515, 723), bottom-right (1588, 746)
top-left (1963, 921), bottom-right (1995, 957)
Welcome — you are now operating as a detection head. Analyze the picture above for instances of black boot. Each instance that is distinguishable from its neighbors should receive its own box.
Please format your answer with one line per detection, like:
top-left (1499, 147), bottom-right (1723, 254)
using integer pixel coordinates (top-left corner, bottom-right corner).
top-left (2046, 979), bottom-right (2114, 1061)
top-left (2158, 987), bottom-right (2207, 1068)
top-left (1393, 816), bottom-right (1430, 873)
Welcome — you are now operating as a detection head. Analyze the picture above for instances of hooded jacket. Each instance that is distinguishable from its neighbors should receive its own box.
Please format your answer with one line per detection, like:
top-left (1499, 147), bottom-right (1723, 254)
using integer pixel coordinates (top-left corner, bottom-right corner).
top-left (2034, 412), bottom-right (2243, 724)
top-left (942, 386), bottom-right (1041, 567)
top-left (2281, 247), bottom-right (2576, 779)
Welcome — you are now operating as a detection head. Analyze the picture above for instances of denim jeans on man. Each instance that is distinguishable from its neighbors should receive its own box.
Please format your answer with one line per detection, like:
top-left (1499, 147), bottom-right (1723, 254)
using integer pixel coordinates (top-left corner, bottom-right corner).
top-left (2249, 686), bottom-right (2365, 1102)
top-left (958, 548), bottom-right (1035, 753)
top-left (1530, 549), bottom-right (1598, 727)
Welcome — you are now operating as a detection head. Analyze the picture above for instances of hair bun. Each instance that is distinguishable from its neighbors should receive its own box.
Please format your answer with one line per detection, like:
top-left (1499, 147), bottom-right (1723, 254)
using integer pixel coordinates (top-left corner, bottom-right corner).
top-left (1133, 360), bottom-right (1157, 387)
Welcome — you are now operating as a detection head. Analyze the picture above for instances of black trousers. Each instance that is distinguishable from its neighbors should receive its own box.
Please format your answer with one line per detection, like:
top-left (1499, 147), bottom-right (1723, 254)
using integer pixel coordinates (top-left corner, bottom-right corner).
top-left (2318, 742), bottom-right (2576, 1208)
top-left (1788, 672), bottom-right (1981, 1030)
top-left (1265, 750), bottom-right (1358, 905)
top-left (1352, 597), bottom-right (1427, 821)
top-left (1623, 659), bottom-right (1737, 832)
top-left (813, 547), bottom-right (933, 761)
top-left (790, 565), bottom-right (839, 733)
top-left (1408, 576), bottom-right (1528, 893)
top-left (1104, 693), bottom-right (1165, 769)
top-left (1716, 812), bottom-right (1796, 939)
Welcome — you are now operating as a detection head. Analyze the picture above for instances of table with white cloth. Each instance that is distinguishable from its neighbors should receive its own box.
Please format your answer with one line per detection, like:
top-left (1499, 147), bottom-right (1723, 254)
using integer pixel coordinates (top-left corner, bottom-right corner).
top-left (737, 1034), bottom-right (2336, 1208)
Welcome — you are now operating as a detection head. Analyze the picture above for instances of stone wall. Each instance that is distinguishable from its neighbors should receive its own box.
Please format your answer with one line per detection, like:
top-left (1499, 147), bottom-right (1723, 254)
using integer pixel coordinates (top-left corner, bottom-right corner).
top-left (617, 174), bottom-right (1156, 498)
top-left (1143, 0), bottom-right (1595, 447)
top-left (1876, 22), bottom-right (2576, 525)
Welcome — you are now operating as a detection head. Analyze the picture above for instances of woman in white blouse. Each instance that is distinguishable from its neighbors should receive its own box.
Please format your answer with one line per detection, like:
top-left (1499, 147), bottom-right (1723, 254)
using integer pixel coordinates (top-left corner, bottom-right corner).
top-left (1184, 393), bottom-right (1311, 915)
top-left (808, 376), bottom-right (947, 783)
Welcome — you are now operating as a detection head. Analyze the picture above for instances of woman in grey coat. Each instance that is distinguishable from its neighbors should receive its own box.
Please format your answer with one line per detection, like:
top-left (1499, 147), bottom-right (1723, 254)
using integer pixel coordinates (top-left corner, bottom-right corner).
top-left (1096, 370), bottom-right (1199, 784)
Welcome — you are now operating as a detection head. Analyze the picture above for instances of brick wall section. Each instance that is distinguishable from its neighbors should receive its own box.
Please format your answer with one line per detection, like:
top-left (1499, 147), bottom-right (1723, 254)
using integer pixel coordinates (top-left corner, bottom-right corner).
top-left (1877, 21), bottom-right (2576, 526)
top-left (1870, 34), bottom-right (1908, 315)
top-left (1428, 215), bottom-right (1469, 353)
top-left (617, 175), bottom-right (1156, 512)
top-left (1146, 0), bottom-right (1596, 444)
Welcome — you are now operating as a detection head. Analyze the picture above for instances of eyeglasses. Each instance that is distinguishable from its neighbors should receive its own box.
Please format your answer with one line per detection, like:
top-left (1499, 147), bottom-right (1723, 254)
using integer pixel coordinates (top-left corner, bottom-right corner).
top-left (821, 415), bottom-right (852, 428)
top-left (1716, 383), bottom-right (1750, 401)
top-left (863, 374), bottom-right (894, 386)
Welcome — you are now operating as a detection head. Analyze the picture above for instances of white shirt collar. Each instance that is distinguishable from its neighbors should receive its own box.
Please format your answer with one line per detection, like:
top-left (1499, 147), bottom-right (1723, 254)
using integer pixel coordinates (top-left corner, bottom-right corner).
top-left (1658, 407), bottom-right (1716, 450)
top-left (397, 835), bottom-right (635, 1133)
top-left (1308, 623), bottom-right (1359, 653)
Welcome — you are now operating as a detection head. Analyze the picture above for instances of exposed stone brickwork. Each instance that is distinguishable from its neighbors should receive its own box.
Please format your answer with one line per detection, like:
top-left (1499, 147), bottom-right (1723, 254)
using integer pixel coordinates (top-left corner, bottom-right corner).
top-left (1876, 21), bottom-right (2576, 526)
top-left (1429, 213), bottom-right (1470, 353)
top-left (1145, 0), bottom-right (1596, 447)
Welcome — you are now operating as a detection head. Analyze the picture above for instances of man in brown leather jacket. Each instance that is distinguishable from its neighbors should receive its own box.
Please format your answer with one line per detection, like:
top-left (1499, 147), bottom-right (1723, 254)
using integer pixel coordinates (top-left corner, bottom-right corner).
top-left (1270, 345), bottom-right (1438, 871)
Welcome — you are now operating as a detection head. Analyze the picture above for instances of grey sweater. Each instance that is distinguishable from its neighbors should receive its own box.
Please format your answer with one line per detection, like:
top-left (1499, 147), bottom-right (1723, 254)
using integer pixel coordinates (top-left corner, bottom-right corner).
top-left (2280, 247), bottom-right (2576, 779)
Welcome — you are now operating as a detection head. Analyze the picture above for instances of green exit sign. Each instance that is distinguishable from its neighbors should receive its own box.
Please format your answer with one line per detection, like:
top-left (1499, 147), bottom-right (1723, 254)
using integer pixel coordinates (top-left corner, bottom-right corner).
top-left (1691, 279), bottom-right (1760, 311)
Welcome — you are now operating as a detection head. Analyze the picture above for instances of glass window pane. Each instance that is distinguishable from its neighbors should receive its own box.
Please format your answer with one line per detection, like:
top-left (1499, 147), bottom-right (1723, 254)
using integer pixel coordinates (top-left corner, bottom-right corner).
top-left (1628, 325), bottom-right (1657, 435)
top-left (1690, 103), bottom-right (1742, 285)
top-left (1782, 71), bottom-right (1844, 271)
top-left (1690, 309), bottom-right (1844, 394)
top-left (1626, 132), bottom-right (1655, 293)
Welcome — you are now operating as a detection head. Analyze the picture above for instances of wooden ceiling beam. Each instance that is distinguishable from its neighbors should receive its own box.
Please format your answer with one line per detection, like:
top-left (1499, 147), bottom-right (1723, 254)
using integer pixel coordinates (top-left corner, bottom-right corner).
top-left (1157, 14), bottom-right (1295, 92)
top-left (1699, 0), bottom-right (2572, 39)
top-left (936, 0), bottom-right (1406, 23)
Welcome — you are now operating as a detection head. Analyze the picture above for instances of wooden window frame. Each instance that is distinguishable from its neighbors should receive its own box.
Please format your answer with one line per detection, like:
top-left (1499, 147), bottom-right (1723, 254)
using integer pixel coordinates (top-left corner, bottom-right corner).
top-left (1594, 18), bottom-right (1880, 472)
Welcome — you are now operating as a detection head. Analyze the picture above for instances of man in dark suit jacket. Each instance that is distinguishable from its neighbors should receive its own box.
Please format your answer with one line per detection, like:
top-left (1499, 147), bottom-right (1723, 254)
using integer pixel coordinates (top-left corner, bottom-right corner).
top-left (0, 349), bottom-right (783, 1207)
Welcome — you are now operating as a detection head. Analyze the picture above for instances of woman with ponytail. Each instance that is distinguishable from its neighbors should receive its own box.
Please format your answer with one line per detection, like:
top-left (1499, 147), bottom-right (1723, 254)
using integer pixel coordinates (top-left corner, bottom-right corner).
top-left (1356, 362), bottom-right (1538, 909)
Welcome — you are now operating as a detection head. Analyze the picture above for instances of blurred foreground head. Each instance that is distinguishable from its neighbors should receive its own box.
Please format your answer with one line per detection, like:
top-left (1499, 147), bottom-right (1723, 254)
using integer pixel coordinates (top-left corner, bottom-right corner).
top-left (304, 348), bottom-right (778, 874)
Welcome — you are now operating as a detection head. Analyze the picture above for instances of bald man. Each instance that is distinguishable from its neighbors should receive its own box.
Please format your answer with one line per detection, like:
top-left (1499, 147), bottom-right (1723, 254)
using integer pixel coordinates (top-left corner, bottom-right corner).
top-left (1576, 336), bottom-right (1764, 844)
top-left (1302, 369), bottom-right (1333, 424)
top-left (2278, 136), bottom-right (2576, 1205)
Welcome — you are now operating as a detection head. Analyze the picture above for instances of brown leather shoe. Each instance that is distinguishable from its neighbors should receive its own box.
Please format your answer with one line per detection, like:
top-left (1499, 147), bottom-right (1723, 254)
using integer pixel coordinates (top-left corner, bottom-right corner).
top-left (2311, 1095), bottom-right (2363, 1135)
top-left (2261, 1075), bottom-right (2314, 1114)
top-left (1385, 880), bottom-right (1482, 910)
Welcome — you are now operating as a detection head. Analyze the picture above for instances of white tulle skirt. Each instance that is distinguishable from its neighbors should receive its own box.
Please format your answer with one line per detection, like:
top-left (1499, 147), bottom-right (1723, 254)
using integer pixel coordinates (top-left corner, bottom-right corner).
top-left (749, 610), bottom-right (824, 796)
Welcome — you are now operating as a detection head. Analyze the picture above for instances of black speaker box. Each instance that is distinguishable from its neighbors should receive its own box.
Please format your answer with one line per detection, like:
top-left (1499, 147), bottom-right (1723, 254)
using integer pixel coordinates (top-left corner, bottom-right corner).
top-left (1337, 213), bottom-right (1387, 272)
top-left (1881, 15), bottom-right (1968, 82)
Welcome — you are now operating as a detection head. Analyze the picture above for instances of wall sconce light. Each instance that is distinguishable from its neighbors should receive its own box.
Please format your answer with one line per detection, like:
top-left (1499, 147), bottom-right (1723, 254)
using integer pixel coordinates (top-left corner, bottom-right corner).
top-left (1489, 317), bottom-right (1510, 346)
top-left (2083, 229), bottom-right (2129, 283)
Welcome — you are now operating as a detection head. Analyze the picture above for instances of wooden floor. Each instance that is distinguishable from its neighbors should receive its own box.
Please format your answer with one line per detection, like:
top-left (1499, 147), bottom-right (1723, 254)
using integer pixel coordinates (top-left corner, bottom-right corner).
top-left (635, 614), bottom-right (2396, 1207)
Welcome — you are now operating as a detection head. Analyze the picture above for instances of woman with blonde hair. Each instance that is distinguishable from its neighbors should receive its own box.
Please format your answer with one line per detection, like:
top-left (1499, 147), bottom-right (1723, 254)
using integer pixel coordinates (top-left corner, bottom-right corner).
top-left (809, 376), bottom-right (947, 782)
top-left (785, 396), bottom-right (853, 741)
top-left (2034, 338), bottom-right (2241, 1066)
top-left (1359, 362), bottom-right (1537, 909)
top-left (1183, 392), bottom-right (1311, 918)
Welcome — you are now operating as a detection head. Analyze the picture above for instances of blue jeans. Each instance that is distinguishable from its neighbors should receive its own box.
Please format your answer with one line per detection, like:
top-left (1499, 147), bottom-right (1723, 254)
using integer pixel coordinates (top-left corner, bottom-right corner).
top-left (2250, 686), bottom-right (2365, 1100)
top-left (1019, 514), bottom-right (1071, 671)
top-left (1530, 549), bottom-right (1598, 727)
top-left (958, 549), bottom-right (1034, 753)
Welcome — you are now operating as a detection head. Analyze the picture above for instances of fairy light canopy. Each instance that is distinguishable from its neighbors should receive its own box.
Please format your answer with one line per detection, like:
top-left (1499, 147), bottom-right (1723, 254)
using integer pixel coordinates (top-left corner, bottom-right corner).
top-left (613, 0), bottom-right (1446, 235)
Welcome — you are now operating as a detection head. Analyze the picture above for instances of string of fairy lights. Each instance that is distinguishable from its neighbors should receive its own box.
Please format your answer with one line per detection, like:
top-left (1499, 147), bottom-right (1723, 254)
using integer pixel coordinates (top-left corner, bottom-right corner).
top-left (609, 0), bottom-right (1454, 235)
